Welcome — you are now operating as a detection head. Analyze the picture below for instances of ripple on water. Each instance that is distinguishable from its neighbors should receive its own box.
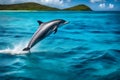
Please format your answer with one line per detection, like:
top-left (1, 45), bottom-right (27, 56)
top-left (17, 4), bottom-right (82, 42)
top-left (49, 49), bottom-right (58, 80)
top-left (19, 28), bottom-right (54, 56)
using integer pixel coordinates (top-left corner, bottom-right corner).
top-left (0, 11), bottom-right (120, 80)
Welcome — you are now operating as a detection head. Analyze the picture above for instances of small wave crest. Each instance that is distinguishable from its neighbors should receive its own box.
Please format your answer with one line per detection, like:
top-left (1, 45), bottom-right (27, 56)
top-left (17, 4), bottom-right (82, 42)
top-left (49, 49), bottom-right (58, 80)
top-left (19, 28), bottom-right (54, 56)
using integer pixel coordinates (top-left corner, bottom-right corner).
top-left (0, 42), bottom-right (29, 55)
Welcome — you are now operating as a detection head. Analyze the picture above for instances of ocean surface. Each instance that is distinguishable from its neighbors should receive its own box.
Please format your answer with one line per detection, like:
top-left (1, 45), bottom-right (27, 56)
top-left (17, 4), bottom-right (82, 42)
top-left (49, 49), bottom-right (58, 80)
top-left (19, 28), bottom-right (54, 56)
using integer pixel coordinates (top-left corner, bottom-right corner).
top-left (0, 11), bottom-right (120, 80)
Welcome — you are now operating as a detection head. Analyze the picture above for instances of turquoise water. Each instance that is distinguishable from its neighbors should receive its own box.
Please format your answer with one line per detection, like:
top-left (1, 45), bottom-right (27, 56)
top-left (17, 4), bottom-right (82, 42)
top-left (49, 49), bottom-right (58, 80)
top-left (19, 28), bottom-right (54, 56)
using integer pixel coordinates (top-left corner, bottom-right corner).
top-left (0, 11), bottom-right (120, 80)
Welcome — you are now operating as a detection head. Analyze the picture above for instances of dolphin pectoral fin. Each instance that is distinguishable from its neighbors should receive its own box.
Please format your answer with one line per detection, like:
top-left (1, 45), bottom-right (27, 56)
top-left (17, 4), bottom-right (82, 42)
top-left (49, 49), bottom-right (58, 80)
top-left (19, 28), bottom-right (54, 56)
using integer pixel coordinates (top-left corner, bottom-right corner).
top-left (53, 26), bottom-right (58, 34)
top-left (37, 20), bottom-right (43, 25)
top-left (54, 28), bottom-right (57, 34)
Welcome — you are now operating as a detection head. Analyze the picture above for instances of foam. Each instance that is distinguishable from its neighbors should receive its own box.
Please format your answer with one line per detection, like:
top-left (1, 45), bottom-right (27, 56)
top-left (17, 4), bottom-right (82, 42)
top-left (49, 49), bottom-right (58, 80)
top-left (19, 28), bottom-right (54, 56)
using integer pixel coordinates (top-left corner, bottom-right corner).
top-left (0, 42), bottom-right (28, 55)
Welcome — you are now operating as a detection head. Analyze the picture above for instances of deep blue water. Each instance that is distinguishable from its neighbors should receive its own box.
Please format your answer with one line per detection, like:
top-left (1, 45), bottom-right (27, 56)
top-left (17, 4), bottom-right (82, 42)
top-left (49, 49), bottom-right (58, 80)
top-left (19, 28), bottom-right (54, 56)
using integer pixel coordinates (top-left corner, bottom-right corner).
top-left (0, 11), bottom-right (120, 80)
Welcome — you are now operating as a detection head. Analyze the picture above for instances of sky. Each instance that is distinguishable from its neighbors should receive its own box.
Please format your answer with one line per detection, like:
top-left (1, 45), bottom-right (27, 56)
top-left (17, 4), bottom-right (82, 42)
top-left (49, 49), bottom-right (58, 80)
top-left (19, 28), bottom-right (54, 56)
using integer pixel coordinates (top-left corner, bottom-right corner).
top-left (0, 0), bottom-right (120, 11)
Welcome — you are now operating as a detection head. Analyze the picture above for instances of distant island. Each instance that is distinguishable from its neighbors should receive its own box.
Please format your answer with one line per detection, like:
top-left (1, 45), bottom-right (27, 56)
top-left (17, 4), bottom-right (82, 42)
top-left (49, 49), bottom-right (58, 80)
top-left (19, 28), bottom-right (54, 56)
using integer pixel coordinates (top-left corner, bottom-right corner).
top-left (0, 2), bottom-right (92, 11)
top-left (64, 5), bottom-right (92, 11)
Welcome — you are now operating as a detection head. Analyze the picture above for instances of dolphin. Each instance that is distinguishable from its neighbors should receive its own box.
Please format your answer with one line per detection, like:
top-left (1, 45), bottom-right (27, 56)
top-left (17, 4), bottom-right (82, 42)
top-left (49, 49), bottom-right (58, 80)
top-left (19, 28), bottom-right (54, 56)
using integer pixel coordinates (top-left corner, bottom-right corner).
top-left (23, 19), bottom-right (68, 51)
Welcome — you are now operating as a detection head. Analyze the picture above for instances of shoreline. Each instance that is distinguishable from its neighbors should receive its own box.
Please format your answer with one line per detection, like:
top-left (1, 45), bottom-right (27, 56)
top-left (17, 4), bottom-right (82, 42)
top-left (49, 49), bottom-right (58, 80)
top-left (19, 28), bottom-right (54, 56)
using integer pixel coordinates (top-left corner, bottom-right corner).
top-left (0, 10), bottom-right (119, 12)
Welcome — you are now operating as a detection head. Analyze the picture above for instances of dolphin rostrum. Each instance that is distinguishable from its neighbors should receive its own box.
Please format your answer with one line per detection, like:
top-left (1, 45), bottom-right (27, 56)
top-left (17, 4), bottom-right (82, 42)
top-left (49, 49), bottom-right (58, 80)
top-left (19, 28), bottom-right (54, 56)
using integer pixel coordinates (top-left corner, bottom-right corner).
top-left (23, 19), bottom-right (68, 51)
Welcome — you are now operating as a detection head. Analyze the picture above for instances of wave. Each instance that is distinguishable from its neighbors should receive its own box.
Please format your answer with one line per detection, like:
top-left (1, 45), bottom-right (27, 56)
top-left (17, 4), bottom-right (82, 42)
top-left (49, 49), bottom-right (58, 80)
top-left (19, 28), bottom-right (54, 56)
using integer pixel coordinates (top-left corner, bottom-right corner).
top-left (112, 31), bottom-right (120, 34)
top-left (0, 42), bottom-right (29, 55)
top-left (69, 49), bottom-right (120, 76)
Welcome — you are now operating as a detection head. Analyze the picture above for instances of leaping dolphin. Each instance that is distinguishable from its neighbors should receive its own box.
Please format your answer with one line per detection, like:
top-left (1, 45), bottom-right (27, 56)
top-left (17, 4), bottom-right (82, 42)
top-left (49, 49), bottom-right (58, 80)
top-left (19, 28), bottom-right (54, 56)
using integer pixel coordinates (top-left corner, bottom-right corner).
top-left (23, 19), bottom-right (68, 51)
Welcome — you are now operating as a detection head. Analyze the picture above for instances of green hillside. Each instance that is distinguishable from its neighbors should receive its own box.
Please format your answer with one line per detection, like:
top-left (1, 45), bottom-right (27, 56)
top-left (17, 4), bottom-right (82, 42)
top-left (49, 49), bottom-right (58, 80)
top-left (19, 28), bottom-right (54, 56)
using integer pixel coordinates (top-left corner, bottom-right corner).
top-left (0, 2), bottom-right (92, 11)
top-left (0, 2), bottom-right (59, 10)
top-left (64, 4), bottom-right (92, 11)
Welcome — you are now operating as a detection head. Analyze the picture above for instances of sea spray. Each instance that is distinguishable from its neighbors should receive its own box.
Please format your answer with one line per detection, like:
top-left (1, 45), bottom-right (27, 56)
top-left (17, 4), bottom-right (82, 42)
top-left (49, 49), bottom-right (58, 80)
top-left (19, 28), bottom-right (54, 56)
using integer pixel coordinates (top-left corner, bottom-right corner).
top-left (0, 41), bottom-right (28, 55)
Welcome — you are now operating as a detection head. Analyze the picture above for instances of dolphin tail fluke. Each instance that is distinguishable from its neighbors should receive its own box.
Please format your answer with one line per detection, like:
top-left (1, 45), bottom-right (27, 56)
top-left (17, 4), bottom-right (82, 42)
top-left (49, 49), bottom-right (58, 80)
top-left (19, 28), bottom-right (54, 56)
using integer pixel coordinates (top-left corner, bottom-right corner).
top-left (23, 47), bottom-right (30, 51)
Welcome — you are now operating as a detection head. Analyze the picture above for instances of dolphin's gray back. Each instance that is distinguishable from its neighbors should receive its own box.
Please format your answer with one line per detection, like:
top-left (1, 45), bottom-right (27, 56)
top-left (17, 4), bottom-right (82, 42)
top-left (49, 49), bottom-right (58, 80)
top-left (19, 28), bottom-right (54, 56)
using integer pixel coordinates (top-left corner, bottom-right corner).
top-left (27, 21), bottom-right (60, 48)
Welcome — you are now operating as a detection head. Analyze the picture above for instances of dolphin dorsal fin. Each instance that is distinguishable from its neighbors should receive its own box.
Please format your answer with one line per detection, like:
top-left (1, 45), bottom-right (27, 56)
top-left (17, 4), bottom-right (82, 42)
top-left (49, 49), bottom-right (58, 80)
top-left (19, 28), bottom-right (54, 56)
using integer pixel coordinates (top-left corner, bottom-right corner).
top-left (37, 20), bottom-right (43, 25)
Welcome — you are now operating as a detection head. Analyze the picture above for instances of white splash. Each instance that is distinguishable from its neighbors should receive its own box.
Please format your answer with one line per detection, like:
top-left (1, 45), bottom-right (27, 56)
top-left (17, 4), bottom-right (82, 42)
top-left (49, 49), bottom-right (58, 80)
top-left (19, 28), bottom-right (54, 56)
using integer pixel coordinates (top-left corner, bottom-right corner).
top-left (0, 42), bottom-right (29, 55)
